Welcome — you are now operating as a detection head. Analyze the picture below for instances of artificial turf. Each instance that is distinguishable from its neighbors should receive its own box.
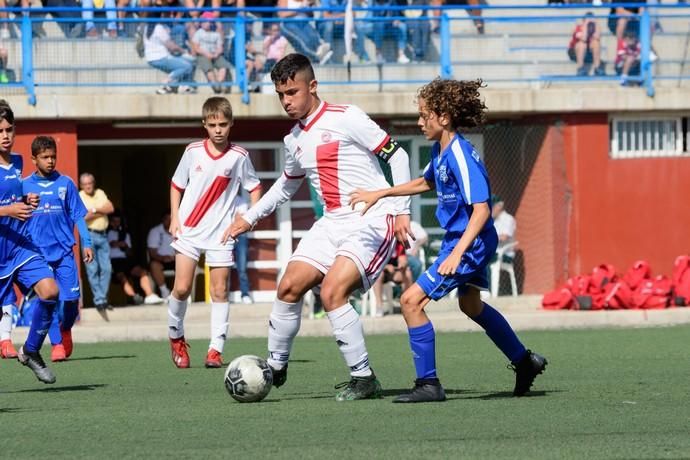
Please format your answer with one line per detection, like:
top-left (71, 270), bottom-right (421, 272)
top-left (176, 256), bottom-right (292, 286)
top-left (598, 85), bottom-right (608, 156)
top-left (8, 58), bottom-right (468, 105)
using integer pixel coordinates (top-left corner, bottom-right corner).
top-left (2, 325), bottom-right (689, 459)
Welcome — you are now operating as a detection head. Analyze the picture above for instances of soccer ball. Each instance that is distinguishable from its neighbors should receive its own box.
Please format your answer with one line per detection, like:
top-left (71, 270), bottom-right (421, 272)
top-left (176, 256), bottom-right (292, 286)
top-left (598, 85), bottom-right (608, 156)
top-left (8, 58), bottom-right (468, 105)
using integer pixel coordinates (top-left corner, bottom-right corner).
top-left (224, 355), bottom-right (273, 403)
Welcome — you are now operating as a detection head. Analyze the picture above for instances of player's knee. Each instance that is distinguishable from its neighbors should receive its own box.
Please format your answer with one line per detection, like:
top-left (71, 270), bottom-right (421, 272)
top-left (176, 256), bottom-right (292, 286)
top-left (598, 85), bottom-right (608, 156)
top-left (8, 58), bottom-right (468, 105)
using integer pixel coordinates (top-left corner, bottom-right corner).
top-left (209, 283), bottom-right (228, 301)
top-left (276, 278), bottom-right (303, 303)
top-left (172, 280), bottom-right (192, 299)
top-left (36, 280), bottom-right (59, 301)
top-left (319, 282), bottom-right (348, 308)
top-left (458, 293), bottom-right (482, 317)
top-left (400, 291), bottom-right (421, 316)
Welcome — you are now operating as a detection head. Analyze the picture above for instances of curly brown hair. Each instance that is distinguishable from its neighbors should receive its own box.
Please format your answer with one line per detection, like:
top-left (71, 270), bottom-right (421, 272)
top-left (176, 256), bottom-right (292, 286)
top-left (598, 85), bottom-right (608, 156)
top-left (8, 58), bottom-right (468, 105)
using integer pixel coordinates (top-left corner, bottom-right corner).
top-left (417, 78), bottom-right (487, 129)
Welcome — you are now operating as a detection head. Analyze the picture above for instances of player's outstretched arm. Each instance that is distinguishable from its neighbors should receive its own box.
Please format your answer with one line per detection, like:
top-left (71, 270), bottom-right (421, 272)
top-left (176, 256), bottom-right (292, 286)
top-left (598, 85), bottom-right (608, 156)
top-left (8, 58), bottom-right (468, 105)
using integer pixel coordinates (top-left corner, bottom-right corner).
top-left (0, 202), bottom-right (34, 221)
top-left (236, 173), bottom-right (302, 236)
top-left (350, 177), bottom-right (433, 215)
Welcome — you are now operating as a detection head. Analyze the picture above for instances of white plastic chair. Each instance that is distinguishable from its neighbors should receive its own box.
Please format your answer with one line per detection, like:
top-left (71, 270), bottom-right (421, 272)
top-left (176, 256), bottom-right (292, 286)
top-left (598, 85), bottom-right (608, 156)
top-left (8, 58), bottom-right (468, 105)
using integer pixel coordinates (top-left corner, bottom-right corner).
top-left (490, 241), bottom-right (519, 297)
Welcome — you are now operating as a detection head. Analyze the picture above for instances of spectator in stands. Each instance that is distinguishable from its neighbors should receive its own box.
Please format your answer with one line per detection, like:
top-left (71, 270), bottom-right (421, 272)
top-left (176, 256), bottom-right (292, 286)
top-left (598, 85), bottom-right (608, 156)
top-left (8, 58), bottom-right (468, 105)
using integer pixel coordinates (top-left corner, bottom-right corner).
top-left (432, 0), bottom-right (484, 35)
top-left (192, 12), bottom-right (233, 93)
top-left (403, 0), bottom-right (431, 62)
top-left (317, 0), bottom-right (369, 63)
top-left (616, 30), bottom-right (641, 86)
top-left (492, 195), bottom-right (516, 262)
top-left (40, 0), bottom-right (84, 38)
top-left (356, 0), bottom-right (409, 63)
top-left (608, 0), bottom-right (645, 40)
top-left (568, 12), bottom-right (604, 77)
top-left (108, 213), bottom-right (165, 306)
top-left (276, 0), bottom-right (334, 64)
top-left (147, 210), bottom-right (174, 299)
top-left (0, 46), bottom-right (9, 84)
top-left (263, 22), bottom-right (289, 71)
top-left (144, 11), bottom-right (196, 94)
top-left (79, 172), bottom-right (114, 311)
top-left (82, 0), bottom-right (118, 38)
top-left (0, 0), bottom-right (29, 38)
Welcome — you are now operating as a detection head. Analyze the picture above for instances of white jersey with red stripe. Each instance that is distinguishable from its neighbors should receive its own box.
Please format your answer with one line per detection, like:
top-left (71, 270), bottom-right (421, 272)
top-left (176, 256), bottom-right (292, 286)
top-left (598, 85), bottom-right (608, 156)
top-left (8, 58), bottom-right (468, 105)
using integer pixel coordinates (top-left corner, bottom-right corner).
top-left (171, 139), bottom-right (260, 250)
top-left (283, 101), bottom-right (401, 219)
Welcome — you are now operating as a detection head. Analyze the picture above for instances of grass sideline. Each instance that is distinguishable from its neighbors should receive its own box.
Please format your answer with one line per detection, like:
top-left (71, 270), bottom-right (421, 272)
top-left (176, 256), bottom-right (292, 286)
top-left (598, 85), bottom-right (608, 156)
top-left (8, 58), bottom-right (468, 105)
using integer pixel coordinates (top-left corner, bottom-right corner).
top-left (2, 325), bottom-right (689, 459)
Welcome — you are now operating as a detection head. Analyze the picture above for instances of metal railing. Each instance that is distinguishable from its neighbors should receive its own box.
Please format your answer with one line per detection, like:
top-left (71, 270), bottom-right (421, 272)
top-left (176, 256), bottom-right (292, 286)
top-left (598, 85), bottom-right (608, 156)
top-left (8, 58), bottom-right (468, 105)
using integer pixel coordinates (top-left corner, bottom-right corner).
top-left (0, 3), bottom-right (688, 104)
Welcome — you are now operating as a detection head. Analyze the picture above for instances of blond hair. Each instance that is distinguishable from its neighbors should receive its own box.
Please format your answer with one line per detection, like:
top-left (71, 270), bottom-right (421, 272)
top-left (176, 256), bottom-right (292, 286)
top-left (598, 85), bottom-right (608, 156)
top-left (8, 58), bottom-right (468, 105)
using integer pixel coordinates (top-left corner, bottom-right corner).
top-left (202, 97), bottom-right (233, 122)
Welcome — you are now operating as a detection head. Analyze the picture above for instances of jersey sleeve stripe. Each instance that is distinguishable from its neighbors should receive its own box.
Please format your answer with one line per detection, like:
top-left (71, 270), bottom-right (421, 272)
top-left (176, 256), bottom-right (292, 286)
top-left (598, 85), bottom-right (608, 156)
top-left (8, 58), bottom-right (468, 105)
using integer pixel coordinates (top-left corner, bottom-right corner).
top-left (170, 180), bottom-right (185, 192)
top-left (372, 134), bottom-right (391, 154)
top-left (183, 176), bottom-right (231, 228)
top-left (365, 214), bottom-right (394, 275)
top-left (451, 139), bottom-right (473, 204)
top-left (249, 183), bottom-right (262, 193)
top-left (231, 144), bottom-right (249, 157)
top-left (283, 171), bottom-right (306, 180)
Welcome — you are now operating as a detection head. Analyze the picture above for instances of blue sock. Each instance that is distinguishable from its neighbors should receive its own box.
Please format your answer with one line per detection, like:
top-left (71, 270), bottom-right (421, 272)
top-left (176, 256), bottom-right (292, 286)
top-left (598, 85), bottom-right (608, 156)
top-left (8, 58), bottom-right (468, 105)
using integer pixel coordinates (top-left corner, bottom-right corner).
top-left (24, 299), bottom-right (57, 353)
top-left (47, 309), bottom-right (62, 346)
top-left (61, 300), bottom-right (79, 331)
top-left (408, 322), bottom-right (437, 379)
top-left (471, 302), bottom-right (527, 363)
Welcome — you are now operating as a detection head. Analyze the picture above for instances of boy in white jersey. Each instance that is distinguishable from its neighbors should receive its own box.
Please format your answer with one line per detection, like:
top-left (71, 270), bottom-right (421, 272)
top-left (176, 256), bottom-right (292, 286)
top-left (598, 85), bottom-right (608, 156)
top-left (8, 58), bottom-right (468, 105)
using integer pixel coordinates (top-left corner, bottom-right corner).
top-left (168, 97), bottom-right (262, 369)
top-left (230, 53), bottom-right (413, 401)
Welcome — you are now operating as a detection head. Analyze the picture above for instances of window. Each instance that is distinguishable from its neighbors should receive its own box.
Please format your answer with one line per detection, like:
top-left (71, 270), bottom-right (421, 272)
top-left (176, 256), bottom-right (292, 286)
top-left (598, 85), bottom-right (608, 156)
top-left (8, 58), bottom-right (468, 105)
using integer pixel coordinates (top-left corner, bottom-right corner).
top-left (610, 116), bottom-right (686, 158)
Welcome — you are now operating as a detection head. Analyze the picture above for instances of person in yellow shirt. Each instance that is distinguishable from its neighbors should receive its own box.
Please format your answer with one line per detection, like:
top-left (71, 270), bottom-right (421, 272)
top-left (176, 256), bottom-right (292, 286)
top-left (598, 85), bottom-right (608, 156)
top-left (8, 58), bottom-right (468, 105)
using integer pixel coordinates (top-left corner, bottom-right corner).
top-left (79, 173), bottom-right (114, 313)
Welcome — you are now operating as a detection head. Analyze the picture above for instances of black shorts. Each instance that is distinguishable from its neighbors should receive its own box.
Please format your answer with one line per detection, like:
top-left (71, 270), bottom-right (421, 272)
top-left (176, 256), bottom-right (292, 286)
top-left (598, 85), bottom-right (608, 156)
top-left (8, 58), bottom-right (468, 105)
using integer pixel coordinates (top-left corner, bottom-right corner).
top-left (111, 258), bottom-right (135, 276)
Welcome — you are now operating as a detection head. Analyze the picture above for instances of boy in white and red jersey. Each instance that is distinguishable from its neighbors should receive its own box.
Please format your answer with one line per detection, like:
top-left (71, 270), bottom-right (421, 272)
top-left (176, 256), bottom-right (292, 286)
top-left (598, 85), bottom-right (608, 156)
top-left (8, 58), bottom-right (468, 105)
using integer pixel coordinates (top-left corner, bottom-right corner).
top-left (168, 97), bottom-right (262, 369)
top-left (230, 53), bottom-right (413, 401)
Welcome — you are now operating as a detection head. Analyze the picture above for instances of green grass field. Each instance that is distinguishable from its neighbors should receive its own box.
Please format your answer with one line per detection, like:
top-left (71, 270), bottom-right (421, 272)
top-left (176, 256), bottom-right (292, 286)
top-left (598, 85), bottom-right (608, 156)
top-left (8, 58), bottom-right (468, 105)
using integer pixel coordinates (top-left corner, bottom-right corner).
top-left (2, 325), bottom-right (689, 459)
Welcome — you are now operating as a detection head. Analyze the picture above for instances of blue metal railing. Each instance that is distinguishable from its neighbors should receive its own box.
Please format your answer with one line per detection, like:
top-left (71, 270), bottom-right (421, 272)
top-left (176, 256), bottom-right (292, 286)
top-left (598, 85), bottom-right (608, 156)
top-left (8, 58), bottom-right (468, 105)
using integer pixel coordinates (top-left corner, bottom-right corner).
top-left (0, 3), bottom-right (688, 104)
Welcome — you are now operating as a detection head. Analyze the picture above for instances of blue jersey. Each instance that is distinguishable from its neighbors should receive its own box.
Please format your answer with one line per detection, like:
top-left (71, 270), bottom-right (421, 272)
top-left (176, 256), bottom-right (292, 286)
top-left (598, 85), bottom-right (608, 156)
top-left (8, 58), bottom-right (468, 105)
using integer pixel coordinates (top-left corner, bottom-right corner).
top-left (423, 134), bottom-right (494, 235)
top-left (22, 171), bottom-right (87, 263)
top-left (0, 153), bottom-right (37, 277)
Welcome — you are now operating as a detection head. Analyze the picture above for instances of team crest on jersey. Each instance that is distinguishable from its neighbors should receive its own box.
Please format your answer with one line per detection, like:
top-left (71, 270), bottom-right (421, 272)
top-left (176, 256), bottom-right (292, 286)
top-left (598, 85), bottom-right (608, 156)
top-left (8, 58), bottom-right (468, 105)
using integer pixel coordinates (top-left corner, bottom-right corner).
top-left (195, 165), bottom-right (202, 172)
top-left (321, 131), bottom-right (332, 143)
top-left (58, 186), bottom-right (67, 200)
top-left (15, 169), bottom-right (21, 176)
top-left (438, 165), bottom-right (449, 183)
top-left (471, 149), bottom-right (480, 162)
top-left (223, 168), bottom-right (231, 177)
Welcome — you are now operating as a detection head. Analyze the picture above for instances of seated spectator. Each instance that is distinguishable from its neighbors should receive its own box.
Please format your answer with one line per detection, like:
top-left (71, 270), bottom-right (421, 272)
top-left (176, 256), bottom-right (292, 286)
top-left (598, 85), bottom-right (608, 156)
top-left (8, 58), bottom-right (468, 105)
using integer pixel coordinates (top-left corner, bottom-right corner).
top-left (108, 214), bottom-right (165, 305)
top-left (372, 241), bottom-right (407, 316)
top-left (356, 0), bottom-right (409, 63)
top-left (402, 220), bottom-right (428, 290)
top-left (608, 0), bottom-right (645, 40)
top-left (0, 0), bottom-right (29, 39)
top-left (246, 41), bottom-right (265, 92)
top-left (263, 22), bottom-right (289, 72)
top-left (82, 0), bottom-right (118, 38)
top-left (318, 0), bottom-right (370, 63)
top-left (568, 12), bottom-right (604, 77)
top-left (143, 11), bottom-right (196, 94)
top-left (492, 195), bottom-right (516, 262)
top-left (147, 210), bottom-right (174, 300)
top-left (276, 0), bottom-right (334, 64)
top-left (402, 0), bottom-right (431, 62)
top-left (39, 0), bottom-right (84, 38)
top-left (616, 31), bottom-right (641, 86)
top-left (191, 12), bottom-right (232, 93)
top-left (434, 0), bottom-right (484, 35)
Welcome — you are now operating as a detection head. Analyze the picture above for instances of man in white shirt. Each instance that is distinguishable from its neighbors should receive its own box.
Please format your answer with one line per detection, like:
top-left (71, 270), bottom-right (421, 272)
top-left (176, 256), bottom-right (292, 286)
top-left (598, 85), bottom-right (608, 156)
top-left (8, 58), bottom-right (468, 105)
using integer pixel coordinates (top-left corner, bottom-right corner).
top-left (147, 209), bottom-right (175, 299)
top-left (492, 195), bottom-right (516, 261)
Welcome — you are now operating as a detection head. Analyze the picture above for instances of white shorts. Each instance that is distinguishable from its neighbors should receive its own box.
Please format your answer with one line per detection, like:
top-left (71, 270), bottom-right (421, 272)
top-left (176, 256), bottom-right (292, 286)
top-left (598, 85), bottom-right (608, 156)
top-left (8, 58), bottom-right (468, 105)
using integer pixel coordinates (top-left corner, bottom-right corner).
top-left (291, 213), bottom-right (395, 291)
top-left (171, 237), bottom-right (235, 268)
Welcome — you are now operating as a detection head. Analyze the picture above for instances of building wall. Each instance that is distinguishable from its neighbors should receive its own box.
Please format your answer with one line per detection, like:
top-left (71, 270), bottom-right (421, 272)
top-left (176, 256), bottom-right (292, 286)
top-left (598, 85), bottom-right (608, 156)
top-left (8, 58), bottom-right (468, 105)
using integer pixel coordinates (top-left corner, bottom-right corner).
top-left (563, 114), bottom-right (690, 279)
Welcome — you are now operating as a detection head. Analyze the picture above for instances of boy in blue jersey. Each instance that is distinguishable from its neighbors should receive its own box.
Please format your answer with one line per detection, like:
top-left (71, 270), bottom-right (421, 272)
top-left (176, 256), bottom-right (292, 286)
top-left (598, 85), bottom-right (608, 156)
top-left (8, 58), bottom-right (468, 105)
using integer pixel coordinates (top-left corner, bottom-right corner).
top-left (0, 101), bottom-right (60, 384)
top-left (350, 79), bottom-right (547, 402)
top-left (23, 136), bottom-right (94, 362)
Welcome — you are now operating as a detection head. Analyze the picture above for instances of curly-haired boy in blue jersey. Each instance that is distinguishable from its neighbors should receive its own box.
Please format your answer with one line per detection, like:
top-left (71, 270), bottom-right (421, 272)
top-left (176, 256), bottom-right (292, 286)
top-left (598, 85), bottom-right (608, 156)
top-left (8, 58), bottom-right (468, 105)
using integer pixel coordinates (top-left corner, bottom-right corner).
top-left (350, 79), bottom-right (547, 403)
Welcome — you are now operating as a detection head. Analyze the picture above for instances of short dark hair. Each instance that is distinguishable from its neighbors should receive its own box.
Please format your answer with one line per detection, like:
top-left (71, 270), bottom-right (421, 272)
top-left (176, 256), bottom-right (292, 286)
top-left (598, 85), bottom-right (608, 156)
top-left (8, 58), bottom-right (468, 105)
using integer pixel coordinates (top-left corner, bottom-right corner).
top-left (31, 135), bottom-right (57, 156)
top-left (270, 53), bottom-right (315, 85)
top-left (0, 100), bottom-right (15, 126)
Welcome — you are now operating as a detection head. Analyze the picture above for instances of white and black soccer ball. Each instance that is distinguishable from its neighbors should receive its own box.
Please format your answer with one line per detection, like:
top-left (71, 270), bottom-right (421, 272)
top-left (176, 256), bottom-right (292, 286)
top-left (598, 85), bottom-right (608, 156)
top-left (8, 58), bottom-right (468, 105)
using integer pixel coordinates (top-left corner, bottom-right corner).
top-left (224, 355), bottom-right (273, 403)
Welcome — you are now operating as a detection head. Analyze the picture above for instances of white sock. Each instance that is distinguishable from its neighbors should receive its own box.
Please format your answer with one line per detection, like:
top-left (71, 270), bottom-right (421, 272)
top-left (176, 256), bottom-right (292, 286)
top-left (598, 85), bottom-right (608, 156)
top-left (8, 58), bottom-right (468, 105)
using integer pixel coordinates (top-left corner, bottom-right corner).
top-left (209, 301), bottom-right (230, 353)
top-left (267, 298), bottom-right (302, 370)
top-left (159, 285), bottom-right (171, 298)
top-left (168, 295), bottom-right (188, 339)
top-left (327, 303), bottom-right (372, 377)
top-left (0, 305), bottom-right (13, 341)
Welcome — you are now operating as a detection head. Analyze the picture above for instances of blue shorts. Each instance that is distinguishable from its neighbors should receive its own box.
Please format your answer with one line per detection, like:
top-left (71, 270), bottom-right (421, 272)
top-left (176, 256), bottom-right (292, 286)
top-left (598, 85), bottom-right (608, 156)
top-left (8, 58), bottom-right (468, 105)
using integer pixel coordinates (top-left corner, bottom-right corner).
top-left (0, 252), bottom-right (54, 306)
top-left (49, 256), bottom-right (80, 301)
top-left (417, 230), bottom-right (497, 301)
